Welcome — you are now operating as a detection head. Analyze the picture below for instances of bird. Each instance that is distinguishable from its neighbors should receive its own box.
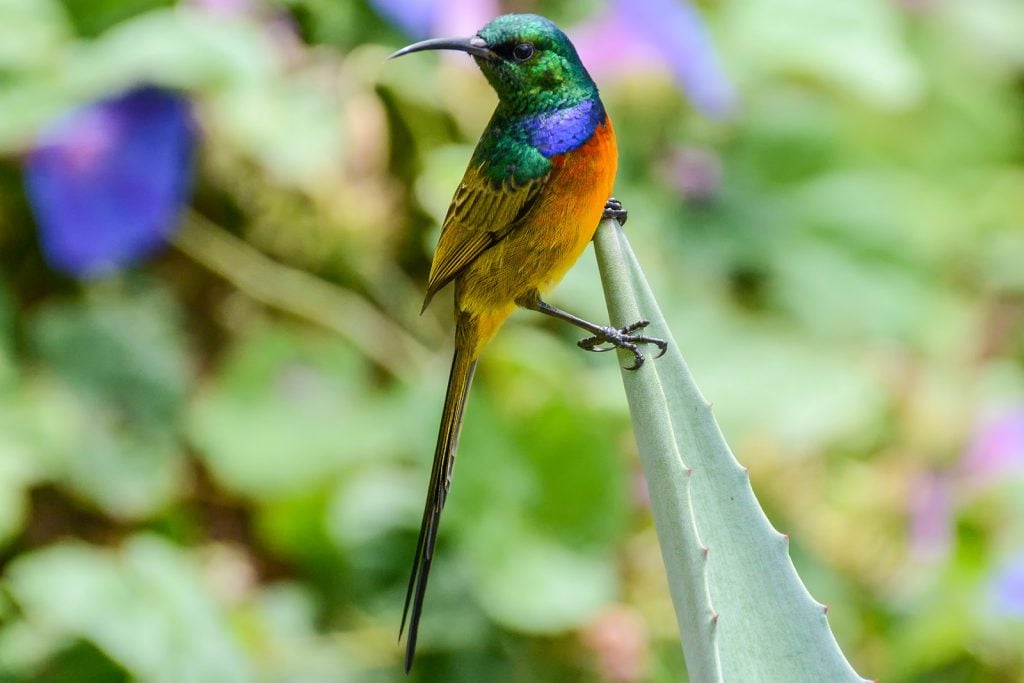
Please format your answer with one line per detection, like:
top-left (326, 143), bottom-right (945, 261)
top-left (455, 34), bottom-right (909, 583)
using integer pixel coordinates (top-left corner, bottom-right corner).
top-left (389, 13), bottom-right (666, 672)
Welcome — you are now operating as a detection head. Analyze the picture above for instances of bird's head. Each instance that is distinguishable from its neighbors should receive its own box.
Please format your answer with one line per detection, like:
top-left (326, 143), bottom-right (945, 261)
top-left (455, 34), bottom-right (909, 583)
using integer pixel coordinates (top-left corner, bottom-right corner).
top-left (389, 14), bottom-right (598, 114)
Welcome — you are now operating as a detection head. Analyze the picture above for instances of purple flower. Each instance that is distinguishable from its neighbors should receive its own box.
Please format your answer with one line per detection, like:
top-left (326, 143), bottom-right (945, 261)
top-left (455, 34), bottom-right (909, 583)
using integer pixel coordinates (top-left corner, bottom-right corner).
top-left (371, 0), bottom-right (497, 40)
top-left (25, 86), bottom-right (196, 279)
top-left (960, 406), bottom-right (1024, 485)
top-left (990, 552), bottom-right (1024, 618)
top-left (907, 470), bottom-right (952, 562)
top-left (662, 146), bottom-right (723, 204)
top-left (572, 0), bottom-right (736, 119)
top-left (187, 0), bottom-right (253, 14)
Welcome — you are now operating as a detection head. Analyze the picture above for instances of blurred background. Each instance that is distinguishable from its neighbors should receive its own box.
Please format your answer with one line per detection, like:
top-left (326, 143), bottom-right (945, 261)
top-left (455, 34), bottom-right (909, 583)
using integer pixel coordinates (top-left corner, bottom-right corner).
top-left (1, 0), bottom-right (1023, 681)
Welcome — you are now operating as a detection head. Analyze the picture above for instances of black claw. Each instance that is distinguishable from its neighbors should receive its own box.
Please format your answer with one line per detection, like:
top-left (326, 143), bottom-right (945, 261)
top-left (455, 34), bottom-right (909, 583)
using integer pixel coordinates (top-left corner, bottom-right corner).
top-left (623, 347), bottom-right (645, 371)
top-left (577, 337), bottom-right (617, 352)
top-left (602, 197), bottom-right (628, 226)
top-left (576, 320), bottom-right (667, 369)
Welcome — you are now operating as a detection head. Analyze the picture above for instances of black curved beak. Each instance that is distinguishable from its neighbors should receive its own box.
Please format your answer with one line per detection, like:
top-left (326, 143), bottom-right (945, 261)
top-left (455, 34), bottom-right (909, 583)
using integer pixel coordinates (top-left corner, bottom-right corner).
top-left (388, 36), bottom-right (495, 61)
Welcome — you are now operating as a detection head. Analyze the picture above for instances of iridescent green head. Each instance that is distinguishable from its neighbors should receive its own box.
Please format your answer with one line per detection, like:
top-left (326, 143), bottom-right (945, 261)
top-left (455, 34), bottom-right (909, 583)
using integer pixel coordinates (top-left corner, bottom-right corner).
top-left (389, 13), bottom-right (599, 115)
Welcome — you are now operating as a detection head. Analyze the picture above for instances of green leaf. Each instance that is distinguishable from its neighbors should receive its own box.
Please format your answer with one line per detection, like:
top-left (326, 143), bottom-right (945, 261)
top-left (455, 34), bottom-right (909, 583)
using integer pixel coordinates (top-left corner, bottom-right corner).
top-left (0, 295), bottom-right (76, 542)
top-left (592, 219), bottom-right (869, 682)
top-left (29, 283), bottom-right (191, 429)
top-left (64, 7), bottom-right (274, 93)
top-left (516, 400), bottom-right (629, 547)
top-left (234, 583), bottom-right (362, 683)
top-left (326, 466), bottom-right (422, 548)
top-left (722, 0), bottom-right (924, 110)
top-left (3, 536), bottom-right (252, 683)
top-left (466, 517), bottom-right (616, 634)
top-left (0, 6), bottom-right (273, 152)
top-left (23, 283), bottom-right (190, 517)
top-left (58, 0), bottom-right (172, 38)
top-left (0, 436), bottom-right (41, 545)
top-left (0, 282), bottom-right (16, 389)
top-left (188, 327), bottom-right (405, 498)
top-left (3, 641), bottom-right (130, 683)
top-left (0, 0), bottom-right (72, 72)
top-left (63, 420), bottom-right (184, 518)
top-left (436, 379), bottom-right (627, 634)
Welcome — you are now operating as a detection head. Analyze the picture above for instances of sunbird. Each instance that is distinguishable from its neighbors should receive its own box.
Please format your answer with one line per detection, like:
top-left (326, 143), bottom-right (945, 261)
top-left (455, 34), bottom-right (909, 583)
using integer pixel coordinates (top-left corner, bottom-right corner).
top-left (390, 13), bottom-right (666, 671)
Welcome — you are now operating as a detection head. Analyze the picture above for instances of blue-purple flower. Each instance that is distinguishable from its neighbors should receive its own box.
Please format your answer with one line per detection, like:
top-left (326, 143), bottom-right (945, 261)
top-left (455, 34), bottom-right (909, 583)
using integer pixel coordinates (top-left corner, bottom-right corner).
top-left (25, 86), bottom-right (196, 278)
top-left (990, 552), bottom-right (1024, 619)
top-left (371, 0), bottom-right (438, 39)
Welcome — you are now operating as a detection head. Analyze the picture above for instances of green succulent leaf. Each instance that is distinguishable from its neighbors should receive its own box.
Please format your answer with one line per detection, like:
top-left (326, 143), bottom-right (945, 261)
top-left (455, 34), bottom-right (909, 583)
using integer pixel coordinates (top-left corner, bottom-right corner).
top-left (593, 219), bottom-right (869, 683)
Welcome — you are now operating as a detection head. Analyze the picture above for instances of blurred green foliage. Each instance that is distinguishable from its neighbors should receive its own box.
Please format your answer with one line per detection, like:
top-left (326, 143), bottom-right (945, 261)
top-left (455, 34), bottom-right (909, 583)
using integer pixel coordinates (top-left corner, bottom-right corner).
top-left (1, 0), bottom-right (1023, 681)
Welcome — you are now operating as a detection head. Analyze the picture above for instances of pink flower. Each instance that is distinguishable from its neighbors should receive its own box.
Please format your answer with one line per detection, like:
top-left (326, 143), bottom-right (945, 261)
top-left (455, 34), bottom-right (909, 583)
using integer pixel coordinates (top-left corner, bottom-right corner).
top-left (572, 0), bottom-right (736, 119)
top-left (961, 406), bottom-right (1024, 485)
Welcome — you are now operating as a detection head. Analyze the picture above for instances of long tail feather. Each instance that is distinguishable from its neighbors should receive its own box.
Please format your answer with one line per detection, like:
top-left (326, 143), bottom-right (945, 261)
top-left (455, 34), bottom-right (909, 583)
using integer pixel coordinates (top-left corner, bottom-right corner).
top-left (400, 344), bottom-right (477, 673)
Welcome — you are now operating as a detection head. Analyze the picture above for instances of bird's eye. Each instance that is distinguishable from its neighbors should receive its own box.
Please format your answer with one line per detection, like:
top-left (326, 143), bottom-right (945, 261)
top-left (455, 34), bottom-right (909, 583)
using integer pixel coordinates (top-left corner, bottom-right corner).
top-left (512, 43), bottom-right (535, 62)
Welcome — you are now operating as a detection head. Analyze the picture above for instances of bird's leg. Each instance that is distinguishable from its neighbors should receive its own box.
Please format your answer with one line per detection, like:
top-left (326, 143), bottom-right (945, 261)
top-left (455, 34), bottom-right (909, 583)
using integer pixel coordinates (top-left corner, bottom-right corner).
top-left (602, 197), bottom-right (627, 225)
top-left (523, 298), bottom-right (667, 370)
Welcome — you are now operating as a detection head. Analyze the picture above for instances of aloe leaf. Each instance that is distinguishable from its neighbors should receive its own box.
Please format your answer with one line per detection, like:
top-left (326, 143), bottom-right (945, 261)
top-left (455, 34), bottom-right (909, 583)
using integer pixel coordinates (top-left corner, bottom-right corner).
top-left (592, 219), bottom-right (870, 683)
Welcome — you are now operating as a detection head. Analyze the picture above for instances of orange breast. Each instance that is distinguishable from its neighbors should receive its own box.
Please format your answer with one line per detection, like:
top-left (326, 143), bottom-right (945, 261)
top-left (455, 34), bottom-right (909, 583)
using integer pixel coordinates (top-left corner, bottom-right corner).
top-left (529, 115), bottom-right (619, 290)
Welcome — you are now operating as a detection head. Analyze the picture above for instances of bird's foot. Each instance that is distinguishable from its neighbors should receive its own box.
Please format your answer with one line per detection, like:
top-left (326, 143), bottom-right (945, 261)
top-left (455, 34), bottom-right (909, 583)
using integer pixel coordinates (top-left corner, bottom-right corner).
top-left (578, 320), bottom-right (668, 370)
top-left (603, 197), bottom-right (628, 226)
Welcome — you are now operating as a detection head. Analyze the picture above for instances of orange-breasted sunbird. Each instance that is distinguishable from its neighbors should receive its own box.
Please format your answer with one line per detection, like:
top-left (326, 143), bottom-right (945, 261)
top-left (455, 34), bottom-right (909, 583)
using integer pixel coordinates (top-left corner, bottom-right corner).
top-left (390, 13), bottom-right (666, 671)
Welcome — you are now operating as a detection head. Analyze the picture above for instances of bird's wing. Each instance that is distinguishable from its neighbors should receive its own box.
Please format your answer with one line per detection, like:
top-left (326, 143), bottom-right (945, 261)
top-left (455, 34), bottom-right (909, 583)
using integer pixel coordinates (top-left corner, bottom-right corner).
top-left (422, 161), bottom-right (549, 310)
